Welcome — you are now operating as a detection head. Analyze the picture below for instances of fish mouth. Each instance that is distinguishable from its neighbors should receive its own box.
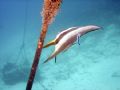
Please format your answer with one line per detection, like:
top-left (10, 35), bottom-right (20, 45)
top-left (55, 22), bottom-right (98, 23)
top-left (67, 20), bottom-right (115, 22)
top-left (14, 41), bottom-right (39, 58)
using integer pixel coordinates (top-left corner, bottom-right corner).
top-left (43, 39), bottom-right (58, 48)
top-left (95, 26), bottom-right (102, 30)
top-left (100, 26), bottom-right (104, 30)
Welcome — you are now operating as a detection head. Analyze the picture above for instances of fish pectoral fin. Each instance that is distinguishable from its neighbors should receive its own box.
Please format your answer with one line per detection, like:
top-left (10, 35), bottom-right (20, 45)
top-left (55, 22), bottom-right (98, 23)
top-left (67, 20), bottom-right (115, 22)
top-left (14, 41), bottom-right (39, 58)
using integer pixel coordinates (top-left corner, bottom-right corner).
top-left (43, 39), bottom-right (57, 48)
top-left (77, 34), bottom-right (81, 45)
top-left (55, 56), bottom-right (57, 63)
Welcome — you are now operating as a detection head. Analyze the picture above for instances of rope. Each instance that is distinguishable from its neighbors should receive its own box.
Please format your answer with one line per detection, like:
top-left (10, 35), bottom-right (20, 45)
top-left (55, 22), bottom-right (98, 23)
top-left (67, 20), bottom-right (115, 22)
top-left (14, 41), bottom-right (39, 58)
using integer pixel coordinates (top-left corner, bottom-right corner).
top-left (15, 0), bottom-right (28, 65)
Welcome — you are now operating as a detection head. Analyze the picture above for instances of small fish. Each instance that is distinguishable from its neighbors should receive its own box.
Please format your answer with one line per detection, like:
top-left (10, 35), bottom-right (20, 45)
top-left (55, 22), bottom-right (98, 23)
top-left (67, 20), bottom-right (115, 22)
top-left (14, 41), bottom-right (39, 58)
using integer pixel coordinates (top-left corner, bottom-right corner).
top-left (44, 25), bottom-right (101, 63)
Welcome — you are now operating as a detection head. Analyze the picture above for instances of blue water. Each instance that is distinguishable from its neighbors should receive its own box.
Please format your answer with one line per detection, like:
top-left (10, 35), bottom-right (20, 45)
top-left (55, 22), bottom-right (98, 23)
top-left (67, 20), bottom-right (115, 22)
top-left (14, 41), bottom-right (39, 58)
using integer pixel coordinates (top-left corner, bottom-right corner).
top-left (0, 0), bottom-right (120, 90)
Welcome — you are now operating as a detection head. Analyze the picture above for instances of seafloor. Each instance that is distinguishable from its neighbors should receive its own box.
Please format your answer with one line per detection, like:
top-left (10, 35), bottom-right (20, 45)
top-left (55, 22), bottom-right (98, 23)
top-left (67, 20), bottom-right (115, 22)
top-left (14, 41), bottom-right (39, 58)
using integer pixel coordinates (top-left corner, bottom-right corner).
top-left (0, 0), bottom-right (120, 90)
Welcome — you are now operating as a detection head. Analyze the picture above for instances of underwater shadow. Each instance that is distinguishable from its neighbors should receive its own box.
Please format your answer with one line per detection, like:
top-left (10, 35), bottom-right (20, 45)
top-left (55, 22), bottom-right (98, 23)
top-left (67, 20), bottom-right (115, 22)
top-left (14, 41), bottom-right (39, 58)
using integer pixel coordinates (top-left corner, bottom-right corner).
top-left (1, 62), bottom-right (40, 85)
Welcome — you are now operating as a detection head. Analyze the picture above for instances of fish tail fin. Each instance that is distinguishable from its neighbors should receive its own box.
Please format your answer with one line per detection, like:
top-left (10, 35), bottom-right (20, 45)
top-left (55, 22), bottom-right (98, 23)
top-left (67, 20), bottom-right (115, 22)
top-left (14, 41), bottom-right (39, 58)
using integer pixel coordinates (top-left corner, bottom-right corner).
top-left (43, 59), bottom-right (49, 63)
top-left (43, 39), bottom-right (57, 48)
top-left (43, 55), bottom-right (54, 63)
top-left (43, 51), bottom-right (57, 63)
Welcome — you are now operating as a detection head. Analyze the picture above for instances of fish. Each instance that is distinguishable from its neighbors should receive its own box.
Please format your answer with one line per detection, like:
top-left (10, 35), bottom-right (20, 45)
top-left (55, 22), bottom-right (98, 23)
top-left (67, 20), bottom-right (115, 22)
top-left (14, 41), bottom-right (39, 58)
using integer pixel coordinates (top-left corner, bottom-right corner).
top-left (44, 25), bottom-right (101, 63)
top-left (43, 27), bottom-right (79, 48)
